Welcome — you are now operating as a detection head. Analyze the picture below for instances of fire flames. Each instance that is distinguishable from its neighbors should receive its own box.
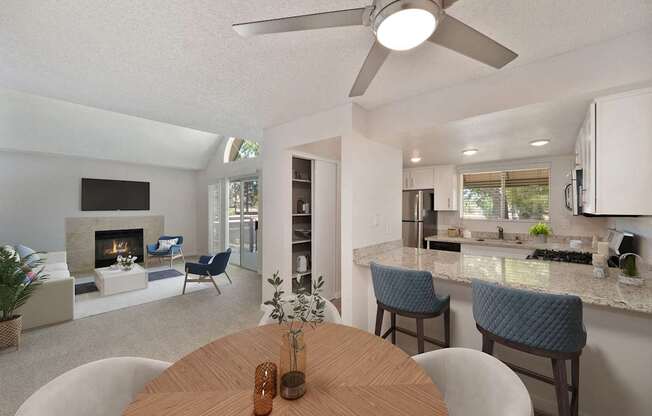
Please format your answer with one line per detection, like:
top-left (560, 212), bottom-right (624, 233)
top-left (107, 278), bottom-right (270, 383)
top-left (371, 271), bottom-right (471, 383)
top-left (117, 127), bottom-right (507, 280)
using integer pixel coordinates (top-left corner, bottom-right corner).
top-left (104, 240), bottom-right (130, 256)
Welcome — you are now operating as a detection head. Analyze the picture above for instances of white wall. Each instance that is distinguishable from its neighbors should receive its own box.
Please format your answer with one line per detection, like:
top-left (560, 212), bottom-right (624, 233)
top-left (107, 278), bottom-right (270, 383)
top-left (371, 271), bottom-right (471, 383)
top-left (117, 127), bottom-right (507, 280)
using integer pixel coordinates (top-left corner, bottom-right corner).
top-left (262, 104), bottom-right (402, 326)
top-left (436, 155), bottom-right (609, 237)
top-left (195, 138), bottom-right (262, 257)
top-left (0, 87), bottom-right (219, 170)
top-left (0, 151), bottom-right (198, 254)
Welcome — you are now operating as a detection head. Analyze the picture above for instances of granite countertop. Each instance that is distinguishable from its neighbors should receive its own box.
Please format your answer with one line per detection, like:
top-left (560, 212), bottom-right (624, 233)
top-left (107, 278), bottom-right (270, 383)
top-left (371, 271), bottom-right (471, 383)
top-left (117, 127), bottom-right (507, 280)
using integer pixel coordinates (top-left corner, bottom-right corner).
top-left (353, 242), bottom-right (651, 315)
top-left (424, 235), bottom-right (595, 253)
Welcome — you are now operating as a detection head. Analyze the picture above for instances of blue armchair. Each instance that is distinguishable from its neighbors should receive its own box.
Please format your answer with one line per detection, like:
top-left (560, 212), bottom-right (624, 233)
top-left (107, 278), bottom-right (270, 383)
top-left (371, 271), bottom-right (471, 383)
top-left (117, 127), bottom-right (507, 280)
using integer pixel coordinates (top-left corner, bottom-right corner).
top-left (146, 235), bottom-right (184, 268)
top-left (183, 248), bottom-right (232, 295)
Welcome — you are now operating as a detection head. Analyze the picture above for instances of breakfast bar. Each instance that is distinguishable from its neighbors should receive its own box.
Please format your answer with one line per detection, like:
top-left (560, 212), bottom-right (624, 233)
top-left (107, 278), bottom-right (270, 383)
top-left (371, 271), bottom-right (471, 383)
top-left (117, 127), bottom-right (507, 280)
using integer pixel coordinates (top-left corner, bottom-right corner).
top-left (352, 241), bottom-right (652, 416)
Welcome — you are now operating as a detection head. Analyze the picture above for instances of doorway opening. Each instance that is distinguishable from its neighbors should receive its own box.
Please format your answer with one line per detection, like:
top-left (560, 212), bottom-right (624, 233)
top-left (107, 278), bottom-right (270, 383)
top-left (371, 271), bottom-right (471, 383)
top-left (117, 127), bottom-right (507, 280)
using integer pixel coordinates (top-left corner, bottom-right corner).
top-left (228, 177), bottom-right (259, 270)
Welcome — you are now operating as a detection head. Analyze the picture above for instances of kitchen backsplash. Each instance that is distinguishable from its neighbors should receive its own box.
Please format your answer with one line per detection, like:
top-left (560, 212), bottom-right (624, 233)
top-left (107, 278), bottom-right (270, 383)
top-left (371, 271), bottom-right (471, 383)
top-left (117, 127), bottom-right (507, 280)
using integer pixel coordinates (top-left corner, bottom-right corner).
top-left (436, 210), bottom-right (609, 238)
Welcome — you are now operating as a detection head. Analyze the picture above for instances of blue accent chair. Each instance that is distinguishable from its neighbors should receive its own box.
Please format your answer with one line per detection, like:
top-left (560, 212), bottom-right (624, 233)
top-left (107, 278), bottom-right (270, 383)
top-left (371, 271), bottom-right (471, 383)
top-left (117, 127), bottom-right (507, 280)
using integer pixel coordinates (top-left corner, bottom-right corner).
top-left (146, 236), bottom-right (184, 268)
top-left (370, 262), bottom-right (450, 353)
top-left (472, 279), bottom-right (586, 416)
top-left (183, 248), bottom-right (232, 295)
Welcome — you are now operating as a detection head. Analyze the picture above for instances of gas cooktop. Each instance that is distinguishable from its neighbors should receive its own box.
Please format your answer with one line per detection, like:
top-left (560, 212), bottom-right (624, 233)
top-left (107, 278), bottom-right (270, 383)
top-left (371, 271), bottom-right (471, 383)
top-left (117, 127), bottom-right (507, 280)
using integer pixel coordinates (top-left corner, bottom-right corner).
top-left (527, 249), bottom-right (593, 265)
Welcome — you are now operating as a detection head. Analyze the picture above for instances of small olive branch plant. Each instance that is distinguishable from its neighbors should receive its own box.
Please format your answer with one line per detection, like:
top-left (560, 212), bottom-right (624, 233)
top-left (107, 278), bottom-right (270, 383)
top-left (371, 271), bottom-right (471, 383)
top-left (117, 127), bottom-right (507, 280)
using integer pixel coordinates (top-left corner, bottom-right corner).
top-left (264, 272), bottom-right (326, 373)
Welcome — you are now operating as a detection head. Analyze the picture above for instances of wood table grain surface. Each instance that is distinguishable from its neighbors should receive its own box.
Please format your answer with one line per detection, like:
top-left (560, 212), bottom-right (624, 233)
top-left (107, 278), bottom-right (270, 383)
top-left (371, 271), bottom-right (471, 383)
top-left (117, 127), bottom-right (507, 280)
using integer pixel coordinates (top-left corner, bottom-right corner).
top-left (123, 323), bottom-right (448, 415)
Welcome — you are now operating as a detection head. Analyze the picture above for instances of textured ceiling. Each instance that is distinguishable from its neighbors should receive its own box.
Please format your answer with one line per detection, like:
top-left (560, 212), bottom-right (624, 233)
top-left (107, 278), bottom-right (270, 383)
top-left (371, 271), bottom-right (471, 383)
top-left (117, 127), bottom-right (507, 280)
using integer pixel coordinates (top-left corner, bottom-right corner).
top-left (1, 0), bottom-right (651, 140)
top-left (402, 96), bottom-right (591, 166)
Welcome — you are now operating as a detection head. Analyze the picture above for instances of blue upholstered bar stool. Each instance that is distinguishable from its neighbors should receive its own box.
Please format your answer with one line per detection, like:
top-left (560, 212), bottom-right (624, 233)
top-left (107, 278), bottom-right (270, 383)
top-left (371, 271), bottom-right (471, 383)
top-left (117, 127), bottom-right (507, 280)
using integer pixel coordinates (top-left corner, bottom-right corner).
top-left (370, 262), bottom-right (450, 353)
top-left (472, 280), bottom-right (587, 416)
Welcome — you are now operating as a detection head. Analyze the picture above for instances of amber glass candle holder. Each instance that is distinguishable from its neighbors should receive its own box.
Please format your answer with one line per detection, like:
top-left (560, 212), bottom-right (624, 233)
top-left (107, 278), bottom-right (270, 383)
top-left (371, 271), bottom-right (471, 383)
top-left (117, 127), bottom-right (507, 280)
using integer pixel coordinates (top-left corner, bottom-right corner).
top-left (253, 385), bottom-right (273, 416)
top-left (255, 362), bottom-right (277, 398)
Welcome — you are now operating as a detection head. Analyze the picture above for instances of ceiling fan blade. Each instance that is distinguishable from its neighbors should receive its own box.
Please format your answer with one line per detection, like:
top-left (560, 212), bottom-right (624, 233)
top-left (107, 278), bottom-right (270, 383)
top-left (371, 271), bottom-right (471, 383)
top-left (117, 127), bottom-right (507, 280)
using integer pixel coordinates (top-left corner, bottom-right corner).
top-left (441, 0), bottom-right (461, 8)
top-left (428, 14), bottom-right (517, 68)
top-left (233, 7), bottom-right (368, 37)
top-left (349, 41), bottom-right (391, 97)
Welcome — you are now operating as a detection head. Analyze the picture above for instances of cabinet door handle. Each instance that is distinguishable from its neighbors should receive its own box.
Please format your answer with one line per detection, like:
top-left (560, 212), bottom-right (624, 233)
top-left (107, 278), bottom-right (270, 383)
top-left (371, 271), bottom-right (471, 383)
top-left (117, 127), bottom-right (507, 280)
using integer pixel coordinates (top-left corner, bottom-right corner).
top-left (448, 198), bottom-right (451, 208)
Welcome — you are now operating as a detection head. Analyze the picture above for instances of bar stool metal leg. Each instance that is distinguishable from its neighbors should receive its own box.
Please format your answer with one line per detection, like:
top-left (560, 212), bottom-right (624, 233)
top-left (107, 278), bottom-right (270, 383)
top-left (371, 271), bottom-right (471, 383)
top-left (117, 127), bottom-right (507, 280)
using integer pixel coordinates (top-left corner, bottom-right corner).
top-left (444, 309), bottom-right (451, 348)
top-left (416, 318), bottom-right (425, 354)
top-left (481, 333), bottom-right (494, 355)
top-left (552, 359), bottom-right (571, 416)
top-left (571, 356), bottom-right (580, 416)
top-left (390, 313), bottom-right (396, 344)
top-left (374, 305), bottom-right (384, 337)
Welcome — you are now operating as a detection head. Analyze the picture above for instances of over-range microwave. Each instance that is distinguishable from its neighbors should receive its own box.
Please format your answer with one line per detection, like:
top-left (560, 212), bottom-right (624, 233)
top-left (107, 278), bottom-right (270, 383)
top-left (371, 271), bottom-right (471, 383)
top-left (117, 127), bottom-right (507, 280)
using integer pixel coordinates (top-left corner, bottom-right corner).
top-left (564, 168), bottom-right (583, 216)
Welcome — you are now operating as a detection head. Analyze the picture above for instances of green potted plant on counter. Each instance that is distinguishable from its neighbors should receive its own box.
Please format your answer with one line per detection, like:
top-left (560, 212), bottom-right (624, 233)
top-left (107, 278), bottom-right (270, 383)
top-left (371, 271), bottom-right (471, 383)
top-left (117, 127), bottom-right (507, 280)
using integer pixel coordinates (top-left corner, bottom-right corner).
top-left (0, 247), bottom-right (46, 350)
top-left (529, 222), bottom-right (552, 243)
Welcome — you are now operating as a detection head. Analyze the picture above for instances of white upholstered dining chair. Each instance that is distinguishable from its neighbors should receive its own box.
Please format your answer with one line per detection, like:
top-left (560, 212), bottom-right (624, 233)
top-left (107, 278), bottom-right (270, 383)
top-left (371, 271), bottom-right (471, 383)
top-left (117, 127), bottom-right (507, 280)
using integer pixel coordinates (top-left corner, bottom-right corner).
top-left (15, 357), bottom-right (171, 416)
top-left (413, 348), bottom-right (533, 416)
top-left (258, 296), bottom-right (343, 326)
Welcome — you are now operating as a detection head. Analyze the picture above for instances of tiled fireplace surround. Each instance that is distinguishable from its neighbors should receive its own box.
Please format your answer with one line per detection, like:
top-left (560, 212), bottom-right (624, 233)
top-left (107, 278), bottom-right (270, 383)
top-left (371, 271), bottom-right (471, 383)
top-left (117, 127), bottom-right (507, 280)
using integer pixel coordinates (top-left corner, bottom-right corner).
top-left (65, 215), bottom-right (164, 273)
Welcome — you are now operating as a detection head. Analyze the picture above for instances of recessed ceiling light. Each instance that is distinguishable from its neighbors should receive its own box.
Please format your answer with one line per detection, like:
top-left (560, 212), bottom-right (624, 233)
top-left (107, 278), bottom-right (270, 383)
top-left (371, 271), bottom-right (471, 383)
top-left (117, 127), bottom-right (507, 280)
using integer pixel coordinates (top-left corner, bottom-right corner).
top-left (410, 156), bottom-right (422, 163)
top-left (530, 139), bottom-right (550, 147)
top-left (462, 149), bottom-right (479, 156)
top-left (375, 3), bottom-right (439, 51)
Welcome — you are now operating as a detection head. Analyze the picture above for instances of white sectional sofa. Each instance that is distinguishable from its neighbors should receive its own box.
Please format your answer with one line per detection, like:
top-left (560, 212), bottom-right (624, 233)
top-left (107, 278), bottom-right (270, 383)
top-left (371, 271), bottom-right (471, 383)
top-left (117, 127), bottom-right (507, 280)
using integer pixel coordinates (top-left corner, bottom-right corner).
top-left (16, 251), bottom-right (75, 329)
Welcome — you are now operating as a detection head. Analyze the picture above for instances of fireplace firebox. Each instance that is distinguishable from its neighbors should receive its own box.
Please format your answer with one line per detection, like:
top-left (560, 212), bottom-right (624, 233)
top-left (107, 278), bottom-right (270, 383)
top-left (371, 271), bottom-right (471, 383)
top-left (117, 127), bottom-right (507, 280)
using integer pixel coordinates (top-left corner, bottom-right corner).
top-left (94, 228), bottom-right (144, 268)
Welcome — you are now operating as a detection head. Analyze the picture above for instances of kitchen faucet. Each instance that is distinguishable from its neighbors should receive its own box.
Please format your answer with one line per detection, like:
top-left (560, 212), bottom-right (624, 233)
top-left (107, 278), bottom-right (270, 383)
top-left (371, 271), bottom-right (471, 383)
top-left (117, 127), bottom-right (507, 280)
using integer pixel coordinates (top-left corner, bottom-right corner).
top-left (497, 225), bottom-right (504, 240)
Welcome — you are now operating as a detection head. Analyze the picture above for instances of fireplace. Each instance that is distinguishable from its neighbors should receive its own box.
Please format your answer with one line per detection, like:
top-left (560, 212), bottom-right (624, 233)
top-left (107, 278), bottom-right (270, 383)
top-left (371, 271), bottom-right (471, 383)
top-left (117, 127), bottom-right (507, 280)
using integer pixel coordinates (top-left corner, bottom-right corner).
top-left (94, 228), bottom-right (144, 268)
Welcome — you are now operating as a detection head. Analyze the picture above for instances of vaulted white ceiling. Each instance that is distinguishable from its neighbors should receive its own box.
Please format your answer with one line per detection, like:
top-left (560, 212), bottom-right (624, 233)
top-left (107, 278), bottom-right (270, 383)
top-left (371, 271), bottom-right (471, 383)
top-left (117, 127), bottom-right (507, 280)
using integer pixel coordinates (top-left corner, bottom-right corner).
top-left (1, 0), bottom-right (651, 142)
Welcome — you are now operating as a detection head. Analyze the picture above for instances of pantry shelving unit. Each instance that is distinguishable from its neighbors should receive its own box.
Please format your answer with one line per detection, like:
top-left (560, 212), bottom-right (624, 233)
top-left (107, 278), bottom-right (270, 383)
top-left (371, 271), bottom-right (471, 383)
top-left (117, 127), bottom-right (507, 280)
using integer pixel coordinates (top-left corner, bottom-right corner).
top-left (291, 157), bottom-right (313, 294)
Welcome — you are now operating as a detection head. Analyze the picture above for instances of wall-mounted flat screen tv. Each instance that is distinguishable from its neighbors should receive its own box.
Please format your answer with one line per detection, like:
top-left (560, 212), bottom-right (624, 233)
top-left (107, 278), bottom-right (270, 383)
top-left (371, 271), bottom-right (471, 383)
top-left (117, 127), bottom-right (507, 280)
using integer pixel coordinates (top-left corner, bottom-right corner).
top-left (81, 178), bottom-right (150, 211)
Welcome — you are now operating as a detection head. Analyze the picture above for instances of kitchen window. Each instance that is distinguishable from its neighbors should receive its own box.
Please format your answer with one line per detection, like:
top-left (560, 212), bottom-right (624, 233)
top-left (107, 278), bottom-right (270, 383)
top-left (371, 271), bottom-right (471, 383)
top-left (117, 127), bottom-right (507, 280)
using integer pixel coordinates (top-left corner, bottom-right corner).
top-left (461, 168), bottom-right (550, 221)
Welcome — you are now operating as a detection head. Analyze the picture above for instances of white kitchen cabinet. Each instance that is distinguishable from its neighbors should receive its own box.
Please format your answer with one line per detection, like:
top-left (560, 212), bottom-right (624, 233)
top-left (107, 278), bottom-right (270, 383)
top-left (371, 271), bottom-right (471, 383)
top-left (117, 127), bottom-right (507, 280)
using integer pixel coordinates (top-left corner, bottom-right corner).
top-left (403, 167), bottom-right (434, 190)
top-left (577, 88), bottom-right (652, 215)
top-left (433, 165), bottom-right (458, 211)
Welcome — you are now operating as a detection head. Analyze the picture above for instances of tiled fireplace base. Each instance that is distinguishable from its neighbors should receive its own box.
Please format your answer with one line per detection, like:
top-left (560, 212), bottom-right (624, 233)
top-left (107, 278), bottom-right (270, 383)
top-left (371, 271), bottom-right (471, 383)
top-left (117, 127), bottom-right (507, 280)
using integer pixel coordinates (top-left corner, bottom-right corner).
top-left (65, 216), bottom-right (164, 273)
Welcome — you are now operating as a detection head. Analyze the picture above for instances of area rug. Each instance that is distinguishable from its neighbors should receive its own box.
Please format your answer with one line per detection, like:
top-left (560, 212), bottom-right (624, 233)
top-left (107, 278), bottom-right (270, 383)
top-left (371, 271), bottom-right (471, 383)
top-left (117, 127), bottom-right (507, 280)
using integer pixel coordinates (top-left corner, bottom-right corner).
top-left (75, 269), bottom-right (184, 295)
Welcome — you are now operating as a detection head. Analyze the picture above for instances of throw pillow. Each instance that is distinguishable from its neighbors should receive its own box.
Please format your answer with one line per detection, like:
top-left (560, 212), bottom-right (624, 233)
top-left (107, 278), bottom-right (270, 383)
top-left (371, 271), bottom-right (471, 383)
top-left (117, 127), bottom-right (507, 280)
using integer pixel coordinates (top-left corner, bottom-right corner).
top-left (15, 244), bottom-right (41, 267)
top-left (2, 245), bottom-right (17, 260)
top-left (157, 238), bottom-right (178, 252)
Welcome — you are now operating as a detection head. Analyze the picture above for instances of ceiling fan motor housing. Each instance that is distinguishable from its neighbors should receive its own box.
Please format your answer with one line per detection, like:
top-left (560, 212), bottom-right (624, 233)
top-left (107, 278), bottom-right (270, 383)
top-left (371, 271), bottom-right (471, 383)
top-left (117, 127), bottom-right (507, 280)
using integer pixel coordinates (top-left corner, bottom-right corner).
top-left (371, 0), bottom-right (442, 35)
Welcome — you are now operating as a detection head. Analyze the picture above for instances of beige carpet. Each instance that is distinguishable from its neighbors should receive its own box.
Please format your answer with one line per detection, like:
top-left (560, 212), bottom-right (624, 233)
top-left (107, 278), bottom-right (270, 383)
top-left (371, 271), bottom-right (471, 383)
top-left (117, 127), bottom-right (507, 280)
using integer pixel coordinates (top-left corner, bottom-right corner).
top-left (0, 265), bottom-right (263, 416)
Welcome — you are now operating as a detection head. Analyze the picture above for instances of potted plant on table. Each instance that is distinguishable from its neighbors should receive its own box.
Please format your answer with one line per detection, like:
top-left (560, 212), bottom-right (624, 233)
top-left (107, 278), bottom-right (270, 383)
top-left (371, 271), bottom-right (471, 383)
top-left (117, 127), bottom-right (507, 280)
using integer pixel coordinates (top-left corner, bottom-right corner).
top-left (264, 272), bottom-right (325, 400)
top-left (529, 222), bottom-right (552, 243)
top-left (0, 248), bottom-right (45, 350)
top-left (117, 254), bottom-right (137, 271)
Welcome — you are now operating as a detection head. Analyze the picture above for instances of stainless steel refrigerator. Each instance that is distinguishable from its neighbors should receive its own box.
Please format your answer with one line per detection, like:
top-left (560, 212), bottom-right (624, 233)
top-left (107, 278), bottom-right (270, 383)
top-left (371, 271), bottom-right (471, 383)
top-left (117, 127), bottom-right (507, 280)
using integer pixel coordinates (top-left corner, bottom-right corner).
top-left (402, 190), bottom-right (437, 248)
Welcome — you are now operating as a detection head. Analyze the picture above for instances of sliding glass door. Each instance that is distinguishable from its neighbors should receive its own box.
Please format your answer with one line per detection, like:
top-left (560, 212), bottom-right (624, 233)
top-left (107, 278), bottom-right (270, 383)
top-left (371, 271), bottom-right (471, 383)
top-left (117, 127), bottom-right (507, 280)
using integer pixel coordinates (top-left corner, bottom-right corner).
top-left (228, 177), bottom-right (259, 270)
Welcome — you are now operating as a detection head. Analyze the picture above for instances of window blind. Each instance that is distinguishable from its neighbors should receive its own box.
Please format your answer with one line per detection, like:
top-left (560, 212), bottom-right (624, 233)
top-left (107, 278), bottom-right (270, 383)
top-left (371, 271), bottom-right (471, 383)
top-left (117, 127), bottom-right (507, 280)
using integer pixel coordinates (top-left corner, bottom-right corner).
top-left (462, 172), bottom-right (503, 219)
top-left (462, 168), bottom-right (550, 221)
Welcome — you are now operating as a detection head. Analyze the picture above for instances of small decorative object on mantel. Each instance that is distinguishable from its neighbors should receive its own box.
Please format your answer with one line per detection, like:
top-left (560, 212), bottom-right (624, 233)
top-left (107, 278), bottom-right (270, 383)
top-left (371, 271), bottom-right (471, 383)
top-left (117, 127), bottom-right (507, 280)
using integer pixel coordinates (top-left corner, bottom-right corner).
top-left (116, 254), bottom-right (137, 271)
top-left (618, 253), bottom-right (645, 287)
top-left (529, 223), bottom-right (552, 243)
top-left (264, 272), bottom-right (326, 400)
top-left (0, 247), bottom-right (45, 350)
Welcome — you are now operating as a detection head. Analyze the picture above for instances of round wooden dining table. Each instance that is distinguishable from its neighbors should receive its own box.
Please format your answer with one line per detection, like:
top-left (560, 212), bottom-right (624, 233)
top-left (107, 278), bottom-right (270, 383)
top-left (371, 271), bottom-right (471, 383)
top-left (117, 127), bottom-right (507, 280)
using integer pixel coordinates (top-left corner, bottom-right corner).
top-left (123, 323), bottom-right (448, 415)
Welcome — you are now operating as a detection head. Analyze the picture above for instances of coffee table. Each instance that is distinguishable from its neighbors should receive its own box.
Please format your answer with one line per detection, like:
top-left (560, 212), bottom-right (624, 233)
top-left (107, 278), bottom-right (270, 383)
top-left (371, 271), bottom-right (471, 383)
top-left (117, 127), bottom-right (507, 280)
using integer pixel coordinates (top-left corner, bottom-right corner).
top-left (94, 264), bottom-right (148, 296)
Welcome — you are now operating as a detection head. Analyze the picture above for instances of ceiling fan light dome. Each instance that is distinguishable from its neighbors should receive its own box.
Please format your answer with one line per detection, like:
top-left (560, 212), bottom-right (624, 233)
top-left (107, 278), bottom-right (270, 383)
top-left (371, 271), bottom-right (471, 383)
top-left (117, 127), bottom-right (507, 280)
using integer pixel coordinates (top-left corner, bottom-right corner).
top-left (374, 1), bottom-right (439, 51)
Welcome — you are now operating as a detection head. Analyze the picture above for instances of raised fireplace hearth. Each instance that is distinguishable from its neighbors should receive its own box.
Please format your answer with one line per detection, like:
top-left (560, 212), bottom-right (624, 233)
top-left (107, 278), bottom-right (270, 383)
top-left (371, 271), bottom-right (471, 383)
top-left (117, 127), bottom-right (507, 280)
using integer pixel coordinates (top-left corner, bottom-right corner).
top-left (95, 228), bottom-right (144, 268)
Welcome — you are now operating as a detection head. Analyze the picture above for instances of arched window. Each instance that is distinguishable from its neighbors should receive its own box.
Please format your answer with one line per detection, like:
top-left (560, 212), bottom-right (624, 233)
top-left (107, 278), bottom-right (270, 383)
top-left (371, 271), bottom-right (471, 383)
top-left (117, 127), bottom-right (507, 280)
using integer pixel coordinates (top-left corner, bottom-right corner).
top-left (224, 137), bottom-right (260, 163)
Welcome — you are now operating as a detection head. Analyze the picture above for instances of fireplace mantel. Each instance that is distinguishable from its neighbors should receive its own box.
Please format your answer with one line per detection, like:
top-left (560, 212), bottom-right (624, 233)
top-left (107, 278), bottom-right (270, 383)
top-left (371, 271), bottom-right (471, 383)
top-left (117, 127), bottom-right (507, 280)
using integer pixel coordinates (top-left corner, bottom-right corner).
top-left (65, 216), bottom-right (164, 273)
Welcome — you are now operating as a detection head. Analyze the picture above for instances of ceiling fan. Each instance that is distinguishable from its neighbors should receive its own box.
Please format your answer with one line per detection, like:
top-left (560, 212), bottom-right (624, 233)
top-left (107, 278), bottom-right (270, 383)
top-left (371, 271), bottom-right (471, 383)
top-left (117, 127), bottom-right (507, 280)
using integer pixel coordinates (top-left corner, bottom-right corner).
top-left (233, 0), bottom-right (518, 97)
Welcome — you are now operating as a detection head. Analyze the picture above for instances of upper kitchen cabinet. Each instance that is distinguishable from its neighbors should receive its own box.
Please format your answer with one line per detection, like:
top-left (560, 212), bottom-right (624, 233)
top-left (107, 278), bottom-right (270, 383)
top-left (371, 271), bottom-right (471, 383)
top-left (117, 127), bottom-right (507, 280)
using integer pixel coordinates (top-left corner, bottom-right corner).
top-left (403, 167), bottom-right (434, 190)
top-left (434, 165), bottom-right (458, 211)
top-left (577, 87), bottom-right (652, 215)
